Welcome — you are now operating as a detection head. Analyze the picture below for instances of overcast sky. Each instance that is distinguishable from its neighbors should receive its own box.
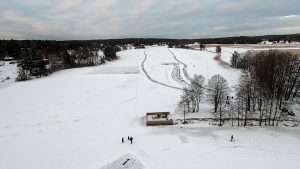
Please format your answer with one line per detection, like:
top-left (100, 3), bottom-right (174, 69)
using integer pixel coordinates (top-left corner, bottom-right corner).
top-left (0, 0), bottom-right (300, 40)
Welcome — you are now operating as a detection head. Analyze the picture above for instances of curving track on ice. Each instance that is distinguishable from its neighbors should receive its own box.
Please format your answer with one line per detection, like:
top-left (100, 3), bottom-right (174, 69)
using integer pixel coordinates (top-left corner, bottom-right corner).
top-left (171, 65), bottom-right (190, 86)
top-left (168, 49), bottom-right (192, 82)
top-left (141, 52), bottom-right (182, 90)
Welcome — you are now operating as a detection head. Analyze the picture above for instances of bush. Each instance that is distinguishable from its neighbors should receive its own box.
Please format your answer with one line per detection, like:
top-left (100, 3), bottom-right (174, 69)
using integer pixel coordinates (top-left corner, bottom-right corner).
top-left (104, 46), bottom-right (117, 60)
top-left (16, 67), bottom-right (30, 81)
top-left (216, 46), bottom-right (222, 53)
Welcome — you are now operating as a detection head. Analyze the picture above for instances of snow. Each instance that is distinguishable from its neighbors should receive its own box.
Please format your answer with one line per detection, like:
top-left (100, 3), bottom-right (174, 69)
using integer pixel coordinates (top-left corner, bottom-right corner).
top-left (98, 50), bottom-right (104, 57)
top-left (0, 47), bottom-right (300, 169)
top-left (143, 47), bottom-right (184, 88)
top-left (219, 47), bottom-right (249, 64)
top-left (169, 48), bottom-right (242, 89)
top-left (0, 61), bottom-right (17, 89)
top-left (88, 66), bottom-right (139, 74)
top-left (205, 47), bottom-right (250, 64)
top-left (96, 154), bottom-right (144, 169)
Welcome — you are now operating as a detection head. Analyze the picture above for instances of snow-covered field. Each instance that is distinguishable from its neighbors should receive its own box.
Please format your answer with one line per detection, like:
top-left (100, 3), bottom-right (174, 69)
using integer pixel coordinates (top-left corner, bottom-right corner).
top-left (0, 47), bottom-right (300, 169)
top-left (170, 48), bottom-right (242, 88)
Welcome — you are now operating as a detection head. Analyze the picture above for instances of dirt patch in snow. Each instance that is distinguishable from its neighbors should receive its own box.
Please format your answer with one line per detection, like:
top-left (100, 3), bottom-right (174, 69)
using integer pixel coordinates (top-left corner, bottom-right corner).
top-left (161, 62), bottom-right (179, 66)
top-left (213, 53), bottom-right (230, 68)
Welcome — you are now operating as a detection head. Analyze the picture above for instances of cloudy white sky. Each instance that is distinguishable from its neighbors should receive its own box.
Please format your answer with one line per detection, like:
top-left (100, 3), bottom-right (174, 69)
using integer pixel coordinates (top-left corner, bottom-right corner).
top-left (0, 0), bottom-right (300, 40)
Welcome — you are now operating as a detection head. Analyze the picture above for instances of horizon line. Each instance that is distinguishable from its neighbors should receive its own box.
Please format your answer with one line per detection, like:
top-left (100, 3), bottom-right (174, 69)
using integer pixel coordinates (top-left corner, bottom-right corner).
top-left (1, 33), bottom-right (299, 41)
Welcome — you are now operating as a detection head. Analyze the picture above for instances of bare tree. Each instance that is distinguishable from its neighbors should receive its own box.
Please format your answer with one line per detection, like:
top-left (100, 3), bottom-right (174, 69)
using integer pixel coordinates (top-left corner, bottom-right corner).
top-left (235, 71), bottom-right (253, 126)
top-left (178, 87), bottom-right (193, 123)
top-left (216, 46), bottom-right (222, 53)
top-left (16, 66), bottom-right (30, 81)
top-left (177, 75), bottom-right (205, 123)
top-left (190, 75), bottom-right (205, 112)
top-left (230, 51), bottom-right (240, 68)
top-left (200, 43), bottom-right (206, 51)
top-left (206, 74), bottom-right (230, 126)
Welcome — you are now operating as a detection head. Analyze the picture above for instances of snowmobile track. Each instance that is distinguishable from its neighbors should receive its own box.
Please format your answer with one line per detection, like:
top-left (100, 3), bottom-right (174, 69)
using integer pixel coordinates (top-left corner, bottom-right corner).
top-left (171, 65), bottom-right (189, 86)
top-left (141, 52), bottom-right (182, 90)
top-left (168, 49), bottom-right (192, 82)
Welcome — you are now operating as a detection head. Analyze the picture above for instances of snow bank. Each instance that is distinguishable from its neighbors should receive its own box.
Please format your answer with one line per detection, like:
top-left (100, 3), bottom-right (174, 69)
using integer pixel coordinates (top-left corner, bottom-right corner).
top-left (97, 154), bottom-right (144, 169)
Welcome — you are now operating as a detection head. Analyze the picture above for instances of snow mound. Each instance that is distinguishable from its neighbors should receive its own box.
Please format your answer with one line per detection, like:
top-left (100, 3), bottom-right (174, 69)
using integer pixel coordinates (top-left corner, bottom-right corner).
top-left (98, 154), bottom-right (144, 169)
top-left (88, 66), bottom-right (139, 74)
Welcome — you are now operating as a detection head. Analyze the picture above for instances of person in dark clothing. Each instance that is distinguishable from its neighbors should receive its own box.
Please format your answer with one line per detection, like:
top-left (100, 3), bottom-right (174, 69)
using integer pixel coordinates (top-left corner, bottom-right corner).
top-left (130, 137), bottom-right (133, 144)
top-left (231, 135), bottom-right (234, 142)
top-left (128, 136), bottom-right (130, 140)
top-left (122, 137), bottom-right (124, 143)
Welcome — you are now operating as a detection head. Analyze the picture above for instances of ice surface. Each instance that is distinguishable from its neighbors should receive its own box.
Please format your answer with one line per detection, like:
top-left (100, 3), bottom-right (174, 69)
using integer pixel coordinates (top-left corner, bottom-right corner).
top-left (0, 47), bottom-right (299, 169)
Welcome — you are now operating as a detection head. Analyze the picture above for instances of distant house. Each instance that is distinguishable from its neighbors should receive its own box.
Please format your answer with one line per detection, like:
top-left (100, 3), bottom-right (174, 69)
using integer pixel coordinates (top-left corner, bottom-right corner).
top-left (259, 40), bottom-right (273, 45)
top-left (3, 57), bottom-right (15, 61)
top-left (146, 112), bottom-right (173, 126)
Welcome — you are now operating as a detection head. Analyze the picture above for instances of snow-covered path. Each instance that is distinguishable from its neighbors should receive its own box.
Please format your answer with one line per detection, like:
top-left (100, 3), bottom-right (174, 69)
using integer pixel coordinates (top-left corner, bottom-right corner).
top-left (141, 51), bottom-right (182, 90)
top-left (171, 64), bottom-right (189, 86)
top-left (142, 47), bottom-right (192, 90)
top-left (169, 49), bottom-right (192, 82)
top-left (0, 47), bottom-right (300, 169)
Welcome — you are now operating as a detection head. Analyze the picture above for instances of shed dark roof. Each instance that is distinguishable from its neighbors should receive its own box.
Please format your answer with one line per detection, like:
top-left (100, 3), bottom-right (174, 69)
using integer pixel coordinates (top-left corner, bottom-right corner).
top-left (146, 112), bottom-right (170, 115)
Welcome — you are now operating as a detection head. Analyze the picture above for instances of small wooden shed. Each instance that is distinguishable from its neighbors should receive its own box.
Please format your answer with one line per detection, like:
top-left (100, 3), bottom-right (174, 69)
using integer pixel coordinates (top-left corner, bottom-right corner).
top-left (146, 112), bottom-right (173, 126)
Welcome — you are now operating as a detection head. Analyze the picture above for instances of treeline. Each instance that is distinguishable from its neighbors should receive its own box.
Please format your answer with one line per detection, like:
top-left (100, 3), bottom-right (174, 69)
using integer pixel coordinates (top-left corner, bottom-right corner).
top-left (178, 50), bottom-right (299, 127)
top-left (1, 33), bottom-right (300, 60)
top-left (90, 34), bottom-right (300, 45)
top-left (0, 40), bottom-right (118, 60)
top-left (0, 40), bottom-right (121, 81)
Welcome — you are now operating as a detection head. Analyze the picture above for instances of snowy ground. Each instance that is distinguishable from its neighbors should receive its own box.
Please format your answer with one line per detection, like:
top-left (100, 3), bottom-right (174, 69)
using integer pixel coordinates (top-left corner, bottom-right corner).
top-left (0, 47), bottom-right (300, 169)
top-left (170, 48), bottom-right (241, 89)
top-left (0, 61), bottom-right (17, 89)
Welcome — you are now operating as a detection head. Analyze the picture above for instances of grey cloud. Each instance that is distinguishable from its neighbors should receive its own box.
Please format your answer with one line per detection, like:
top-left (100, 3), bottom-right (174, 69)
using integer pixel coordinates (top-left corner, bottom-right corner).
top-left (0, 0), bottom-right (299, 40)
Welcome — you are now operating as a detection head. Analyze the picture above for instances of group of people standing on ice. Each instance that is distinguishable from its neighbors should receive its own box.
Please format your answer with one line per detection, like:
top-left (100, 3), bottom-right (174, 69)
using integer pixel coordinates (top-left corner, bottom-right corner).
top-left (122, 136), bottom-right (134, 144)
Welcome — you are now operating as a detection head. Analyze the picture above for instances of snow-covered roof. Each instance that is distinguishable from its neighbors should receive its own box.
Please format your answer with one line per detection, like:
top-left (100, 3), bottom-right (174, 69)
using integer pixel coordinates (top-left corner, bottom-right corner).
top-left (97, 50), bottom-right (104, 56)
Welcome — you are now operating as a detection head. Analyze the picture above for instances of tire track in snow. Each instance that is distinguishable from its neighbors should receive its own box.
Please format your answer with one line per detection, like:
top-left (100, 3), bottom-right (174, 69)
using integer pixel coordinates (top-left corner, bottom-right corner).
top-left (168, 49), bottom-right (192, 82)
top-left (171, 64), bottom-right (190, 86)
top-left (223, 49), bottom-right (233, 55)
top-left (141, 52), bottom-right (182, 90)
